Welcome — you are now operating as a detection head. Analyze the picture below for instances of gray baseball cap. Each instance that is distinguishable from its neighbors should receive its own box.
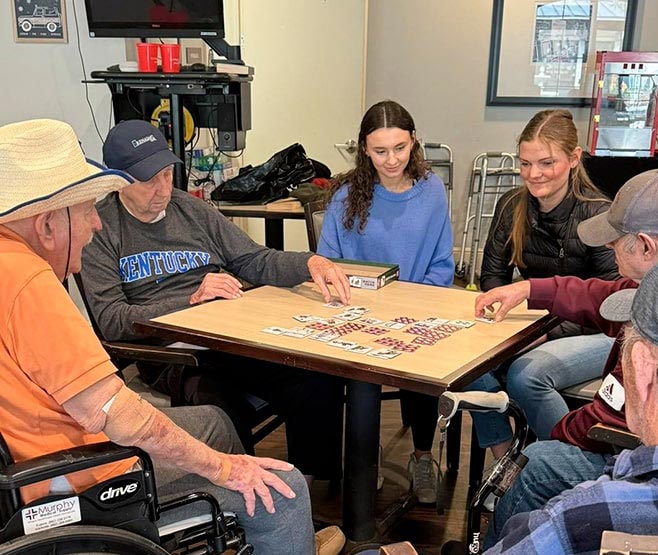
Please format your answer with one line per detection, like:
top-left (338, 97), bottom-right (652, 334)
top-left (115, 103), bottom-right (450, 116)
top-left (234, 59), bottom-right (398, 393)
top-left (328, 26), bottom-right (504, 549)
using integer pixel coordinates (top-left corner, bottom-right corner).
top-left (600, 264), bottom-right (658, 346)
top-left (577, 169), bottom-right (658, 247)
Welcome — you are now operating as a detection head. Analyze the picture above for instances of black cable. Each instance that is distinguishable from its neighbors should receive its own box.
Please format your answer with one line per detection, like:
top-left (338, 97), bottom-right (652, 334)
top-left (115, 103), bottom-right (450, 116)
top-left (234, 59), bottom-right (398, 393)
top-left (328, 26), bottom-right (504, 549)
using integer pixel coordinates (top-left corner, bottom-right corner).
top-left (71, 0), bottom-right (104, 143)
top-left (126, 88), bottom-right (146, 119)
top-left (108, 100), bottom-right (114, 135)
top-left (63, 207), bottom-right (72, 283)
top-left (187, 126), bottom-right (201, 182)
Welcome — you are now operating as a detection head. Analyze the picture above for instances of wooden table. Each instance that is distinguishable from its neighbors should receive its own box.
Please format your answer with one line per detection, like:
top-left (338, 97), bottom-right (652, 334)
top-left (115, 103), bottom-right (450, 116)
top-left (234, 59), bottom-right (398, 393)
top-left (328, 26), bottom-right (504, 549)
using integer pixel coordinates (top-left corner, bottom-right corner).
top-left (216, 203), bottom-right (305, 251)
top-left (135, 281), bottom-right (557, 543)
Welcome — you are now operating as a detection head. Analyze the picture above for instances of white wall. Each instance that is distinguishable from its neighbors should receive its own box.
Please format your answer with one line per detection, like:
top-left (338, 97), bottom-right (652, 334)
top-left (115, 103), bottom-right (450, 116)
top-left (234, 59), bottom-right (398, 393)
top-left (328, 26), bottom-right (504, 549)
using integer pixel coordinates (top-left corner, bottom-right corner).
top-left (0, 0), bottom-right (125, 162)
top-left (3, 0), bottom-right (656, 252)
top-left (222, 0), bottom-right (367, 251)
top-left (365, 0), bottom-right (658, 248)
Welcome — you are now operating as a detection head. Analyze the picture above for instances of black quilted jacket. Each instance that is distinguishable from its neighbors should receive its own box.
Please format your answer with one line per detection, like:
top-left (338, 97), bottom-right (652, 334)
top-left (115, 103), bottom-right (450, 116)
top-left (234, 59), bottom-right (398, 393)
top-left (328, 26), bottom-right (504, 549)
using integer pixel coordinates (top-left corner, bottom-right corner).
top-left (480, 188), bottom-right (620, 338)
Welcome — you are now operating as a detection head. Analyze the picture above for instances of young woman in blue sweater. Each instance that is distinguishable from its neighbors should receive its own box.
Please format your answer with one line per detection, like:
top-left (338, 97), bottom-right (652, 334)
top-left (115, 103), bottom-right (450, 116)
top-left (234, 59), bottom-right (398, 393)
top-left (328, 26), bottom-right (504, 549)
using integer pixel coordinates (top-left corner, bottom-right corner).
top-left (318, 100), bottom-right (454, 504)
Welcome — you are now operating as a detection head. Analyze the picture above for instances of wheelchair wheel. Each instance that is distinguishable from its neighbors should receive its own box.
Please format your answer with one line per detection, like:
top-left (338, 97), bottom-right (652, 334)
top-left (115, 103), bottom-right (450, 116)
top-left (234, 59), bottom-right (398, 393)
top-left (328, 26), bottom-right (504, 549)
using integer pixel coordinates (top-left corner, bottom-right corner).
top-left (0, 525), bottom-right (169, 555)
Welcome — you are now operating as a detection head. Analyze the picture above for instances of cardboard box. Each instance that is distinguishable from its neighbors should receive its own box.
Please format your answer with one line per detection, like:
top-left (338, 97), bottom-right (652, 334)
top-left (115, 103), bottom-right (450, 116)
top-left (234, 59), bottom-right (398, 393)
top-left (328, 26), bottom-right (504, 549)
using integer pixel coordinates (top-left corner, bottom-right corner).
top-left (333, 259), bottom-right (399, 290)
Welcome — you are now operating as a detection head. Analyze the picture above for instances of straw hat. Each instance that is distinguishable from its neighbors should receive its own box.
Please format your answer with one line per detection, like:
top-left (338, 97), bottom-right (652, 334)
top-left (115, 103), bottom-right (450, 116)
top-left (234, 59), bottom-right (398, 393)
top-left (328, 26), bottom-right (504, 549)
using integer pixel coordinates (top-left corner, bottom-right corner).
top-left (0, 119), bottom-right (133, 224)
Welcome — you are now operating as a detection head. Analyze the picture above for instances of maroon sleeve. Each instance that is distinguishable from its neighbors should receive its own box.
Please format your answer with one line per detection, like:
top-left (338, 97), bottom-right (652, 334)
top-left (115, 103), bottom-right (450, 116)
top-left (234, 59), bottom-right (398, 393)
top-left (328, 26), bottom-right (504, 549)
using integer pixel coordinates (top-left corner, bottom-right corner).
top-left (551, 341), bottom-right (628, 452)
top-left (528, 276), bottom-right (637, 336)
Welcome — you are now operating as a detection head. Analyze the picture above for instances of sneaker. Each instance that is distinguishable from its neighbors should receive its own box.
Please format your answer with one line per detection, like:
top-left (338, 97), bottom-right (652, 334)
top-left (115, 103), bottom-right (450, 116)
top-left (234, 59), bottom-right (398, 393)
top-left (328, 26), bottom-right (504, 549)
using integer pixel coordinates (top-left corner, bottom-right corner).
top-left (408, 453), bottom-right (438, 504)
top-left (315, 525), bottom-right (346, 555)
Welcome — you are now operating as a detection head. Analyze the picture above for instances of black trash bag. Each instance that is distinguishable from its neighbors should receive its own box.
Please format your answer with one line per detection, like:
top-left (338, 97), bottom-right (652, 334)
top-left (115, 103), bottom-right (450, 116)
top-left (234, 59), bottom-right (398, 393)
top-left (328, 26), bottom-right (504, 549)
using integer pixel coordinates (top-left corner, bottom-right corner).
top-left (211, 143), bottom-right (316, 203)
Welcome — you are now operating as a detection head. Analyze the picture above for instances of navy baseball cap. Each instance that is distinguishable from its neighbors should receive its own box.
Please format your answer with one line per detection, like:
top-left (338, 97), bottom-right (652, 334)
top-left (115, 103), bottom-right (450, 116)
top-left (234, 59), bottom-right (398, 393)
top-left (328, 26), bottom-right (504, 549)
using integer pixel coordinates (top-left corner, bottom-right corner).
top-left (103, 120), bottom-right (181, 182)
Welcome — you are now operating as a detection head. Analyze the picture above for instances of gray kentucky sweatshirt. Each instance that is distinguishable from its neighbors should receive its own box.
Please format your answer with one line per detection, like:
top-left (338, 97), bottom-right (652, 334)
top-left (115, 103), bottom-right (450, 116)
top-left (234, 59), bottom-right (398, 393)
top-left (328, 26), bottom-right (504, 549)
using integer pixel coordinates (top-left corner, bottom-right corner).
top-left (81, 189), bottom-right (313, 341)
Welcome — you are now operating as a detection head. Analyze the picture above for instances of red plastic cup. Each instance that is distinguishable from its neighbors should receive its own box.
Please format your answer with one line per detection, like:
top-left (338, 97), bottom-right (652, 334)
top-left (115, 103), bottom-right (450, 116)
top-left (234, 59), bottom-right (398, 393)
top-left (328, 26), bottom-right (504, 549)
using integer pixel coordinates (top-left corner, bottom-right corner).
top-left (160, 44), bottom-right (181, 73)
top-left (136, 43), bottom-right (159, 73)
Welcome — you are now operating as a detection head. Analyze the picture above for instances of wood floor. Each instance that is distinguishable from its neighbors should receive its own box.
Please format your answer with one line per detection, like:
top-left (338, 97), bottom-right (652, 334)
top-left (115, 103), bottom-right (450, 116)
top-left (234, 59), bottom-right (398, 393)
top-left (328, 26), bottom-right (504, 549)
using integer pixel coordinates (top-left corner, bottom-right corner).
top-left (255, 390), bottom-right (488, 554)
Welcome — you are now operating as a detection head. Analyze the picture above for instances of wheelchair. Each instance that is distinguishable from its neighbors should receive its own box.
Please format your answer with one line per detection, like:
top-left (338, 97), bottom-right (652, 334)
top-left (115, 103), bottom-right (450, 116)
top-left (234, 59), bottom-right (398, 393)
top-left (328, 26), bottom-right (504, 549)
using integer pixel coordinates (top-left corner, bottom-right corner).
top-left (0, 432), bottom-right (253, 554)
top-left (437, 391), bottom-right (529, 555)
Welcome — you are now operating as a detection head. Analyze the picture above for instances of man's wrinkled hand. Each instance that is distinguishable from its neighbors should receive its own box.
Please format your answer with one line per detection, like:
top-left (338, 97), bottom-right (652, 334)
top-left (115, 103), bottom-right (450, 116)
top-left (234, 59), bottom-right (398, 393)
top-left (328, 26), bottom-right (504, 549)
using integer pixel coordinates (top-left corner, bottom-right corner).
top-left (474, 281), bottom-right (531, 322)
top-left (217, 454), bottom-right (297, 516)
top-left (190, 272), bottom-right (243, 304)
top-left (307, 255), bottom-right (351, 305)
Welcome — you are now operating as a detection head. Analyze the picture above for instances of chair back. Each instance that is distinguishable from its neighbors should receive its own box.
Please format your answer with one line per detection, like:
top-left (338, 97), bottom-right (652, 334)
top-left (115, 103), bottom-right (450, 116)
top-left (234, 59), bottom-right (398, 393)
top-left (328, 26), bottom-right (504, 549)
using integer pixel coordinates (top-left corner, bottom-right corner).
top-left (0, 433), bottom-right (20, 528)
top-left (72, 273), bottom-right (106, 340)
top-left (304, 199), bottom-right (326, 252)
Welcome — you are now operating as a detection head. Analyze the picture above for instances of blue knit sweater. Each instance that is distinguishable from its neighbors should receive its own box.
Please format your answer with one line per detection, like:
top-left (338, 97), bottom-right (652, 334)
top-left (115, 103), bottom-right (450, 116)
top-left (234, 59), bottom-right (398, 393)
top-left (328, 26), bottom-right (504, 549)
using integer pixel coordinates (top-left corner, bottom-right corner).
top-left (318, 173), bottom-right (454, 286)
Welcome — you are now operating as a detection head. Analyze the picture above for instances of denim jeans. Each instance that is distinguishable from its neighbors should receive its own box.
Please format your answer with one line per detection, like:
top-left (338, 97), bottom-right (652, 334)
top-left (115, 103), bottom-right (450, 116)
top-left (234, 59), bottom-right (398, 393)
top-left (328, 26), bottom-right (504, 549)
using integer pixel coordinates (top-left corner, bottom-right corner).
top-left (483, 440), bottom-right (612, 549)
top-left (155, 405), bottom-right (315, 555)
top-left (464, 333), bottom-right (614, 447)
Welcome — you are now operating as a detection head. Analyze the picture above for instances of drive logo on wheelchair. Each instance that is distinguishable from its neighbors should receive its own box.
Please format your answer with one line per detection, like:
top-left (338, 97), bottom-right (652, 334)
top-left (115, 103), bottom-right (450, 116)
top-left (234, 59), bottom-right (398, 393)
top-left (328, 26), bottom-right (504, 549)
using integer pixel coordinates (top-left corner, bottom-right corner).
top-left (97, 479), bottom-right (141, 504)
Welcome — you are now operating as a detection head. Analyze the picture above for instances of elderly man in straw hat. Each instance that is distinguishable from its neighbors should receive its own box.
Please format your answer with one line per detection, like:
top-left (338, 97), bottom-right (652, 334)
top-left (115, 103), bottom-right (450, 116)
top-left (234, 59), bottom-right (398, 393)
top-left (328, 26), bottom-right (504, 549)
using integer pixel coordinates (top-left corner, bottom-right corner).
top-left (484, 263), bottom-right (658, 554)
top-left (0, 119), bottom-right (344, 555)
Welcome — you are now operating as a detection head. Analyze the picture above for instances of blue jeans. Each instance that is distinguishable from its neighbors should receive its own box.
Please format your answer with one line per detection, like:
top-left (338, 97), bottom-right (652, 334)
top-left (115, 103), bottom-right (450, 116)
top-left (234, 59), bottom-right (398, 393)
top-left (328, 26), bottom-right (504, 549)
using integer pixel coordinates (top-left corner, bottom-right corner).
top-left (484, 440), bottom-right (612, 549)
top-left (156, 406), bottom-right (315, 555)
top-left (464, 334), bottom-right (614, 447)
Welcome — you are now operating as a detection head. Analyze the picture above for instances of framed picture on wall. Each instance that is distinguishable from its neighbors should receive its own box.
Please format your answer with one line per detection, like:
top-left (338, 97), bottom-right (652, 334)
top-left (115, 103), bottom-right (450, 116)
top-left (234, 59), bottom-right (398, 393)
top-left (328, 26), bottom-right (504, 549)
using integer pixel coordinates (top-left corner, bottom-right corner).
top-left (486, 0), bottom-right (638, 106)
top-left (12, 0), bottom-right (68, 43)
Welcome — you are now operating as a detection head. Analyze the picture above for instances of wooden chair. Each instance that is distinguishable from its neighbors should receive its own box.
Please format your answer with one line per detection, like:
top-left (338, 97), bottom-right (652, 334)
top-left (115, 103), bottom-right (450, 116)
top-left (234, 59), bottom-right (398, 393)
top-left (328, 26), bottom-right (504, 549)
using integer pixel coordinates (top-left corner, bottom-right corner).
top-left (304, 199), bottom-right (326, 252)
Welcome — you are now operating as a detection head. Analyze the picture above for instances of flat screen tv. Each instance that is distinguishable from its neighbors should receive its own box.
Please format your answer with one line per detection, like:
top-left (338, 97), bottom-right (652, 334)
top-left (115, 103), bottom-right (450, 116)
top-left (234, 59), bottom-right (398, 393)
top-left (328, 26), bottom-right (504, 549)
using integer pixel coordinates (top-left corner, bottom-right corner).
top-left (84, 0), bottom-right (224, 39)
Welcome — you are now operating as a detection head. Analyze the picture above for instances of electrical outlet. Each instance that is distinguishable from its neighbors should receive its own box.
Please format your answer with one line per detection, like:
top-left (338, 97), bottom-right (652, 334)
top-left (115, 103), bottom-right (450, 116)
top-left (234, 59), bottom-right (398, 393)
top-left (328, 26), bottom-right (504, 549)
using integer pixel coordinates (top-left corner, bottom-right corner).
top-left (185, 46), bottom-right (203, 65)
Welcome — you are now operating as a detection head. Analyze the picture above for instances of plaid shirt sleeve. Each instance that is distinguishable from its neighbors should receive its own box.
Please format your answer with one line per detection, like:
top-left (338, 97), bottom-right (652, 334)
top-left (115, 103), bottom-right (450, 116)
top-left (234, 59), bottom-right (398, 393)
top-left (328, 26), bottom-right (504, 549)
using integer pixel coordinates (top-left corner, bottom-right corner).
top-left (484, 447), bottom-right (658, 554)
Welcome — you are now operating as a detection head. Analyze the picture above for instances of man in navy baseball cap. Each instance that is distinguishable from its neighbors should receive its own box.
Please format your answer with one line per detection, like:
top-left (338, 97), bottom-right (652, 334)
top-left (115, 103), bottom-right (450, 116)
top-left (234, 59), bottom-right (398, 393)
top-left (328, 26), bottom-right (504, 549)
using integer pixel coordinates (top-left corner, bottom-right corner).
top-left (103, 119), bottom-right (181, 182)
top-left (81, 119), bottom-right (351, 554)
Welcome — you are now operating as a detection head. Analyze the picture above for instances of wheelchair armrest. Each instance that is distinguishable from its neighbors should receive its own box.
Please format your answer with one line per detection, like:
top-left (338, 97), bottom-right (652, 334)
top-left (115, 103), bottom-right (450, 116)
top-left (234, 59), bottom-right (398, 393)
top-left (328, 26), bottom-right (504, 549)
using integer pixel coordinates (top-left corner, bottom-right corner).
top-left (103, 341), bottom-right (199, 367)
top-left (380, 542), bottom-right (419, 555)
top-left (0, 442), bottom-right (148, 490)
top-left (600, 530), bottom-right (658, 554)
top-left (587, 423), bottom-right (641, 451)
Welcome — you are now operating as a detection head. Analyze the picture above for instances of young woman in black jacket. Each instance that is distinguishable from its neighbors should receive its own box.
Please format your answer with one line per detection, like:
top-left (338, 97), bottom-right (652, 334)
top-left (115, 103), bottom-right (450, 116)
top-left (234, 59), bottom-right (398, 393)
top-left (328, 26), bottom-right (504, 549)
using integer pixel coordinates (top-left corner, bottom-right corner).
top-left (465, 109), bottom-right (619, 458)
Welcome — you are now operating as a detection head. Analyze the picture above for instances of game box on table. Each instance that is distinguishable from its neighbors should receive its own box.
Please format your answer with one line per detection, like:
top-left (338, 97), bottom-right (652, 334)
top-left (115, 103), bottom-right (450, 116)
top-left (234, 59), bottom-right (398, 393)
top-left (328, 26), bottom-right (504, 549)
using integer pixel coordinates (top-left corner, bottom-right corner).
top-left (333, 258), bottom-right (399, 290)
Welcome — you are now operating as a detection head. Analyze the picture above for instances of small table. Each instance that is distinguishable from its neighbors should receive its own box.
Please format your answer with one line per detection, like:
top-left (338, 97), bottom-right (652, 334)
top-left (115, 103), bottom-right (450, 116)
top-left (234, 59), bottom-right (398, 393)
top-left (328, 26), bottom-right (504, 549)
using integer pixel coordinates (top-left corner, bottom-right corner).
top-left (135, 281), bottom-right (557, 543)
top-left (216, 203), bottom-right (305, 250)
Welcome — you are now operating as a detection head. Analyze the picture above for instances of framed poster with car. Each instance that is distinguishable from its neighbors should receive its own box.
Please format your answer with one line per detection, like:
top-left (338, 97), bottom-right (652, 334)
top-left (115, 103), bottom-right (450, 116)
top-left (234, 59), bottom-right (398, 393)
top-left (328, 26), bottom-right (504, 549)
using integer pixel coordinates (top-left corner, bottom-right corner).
top-left (486, 0), bottom-right (638, 106)
top-left (12, 0), bottom-right (67, 43)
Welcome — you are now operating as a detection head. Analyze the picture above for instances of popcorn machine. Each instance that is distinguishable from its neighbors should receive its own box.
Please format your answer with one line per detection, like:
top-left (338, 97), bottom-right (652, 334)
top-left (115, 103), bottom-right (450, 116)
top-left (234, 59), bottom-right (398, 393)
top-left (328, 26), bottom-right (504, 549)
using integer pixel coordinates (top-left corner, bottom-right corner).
top-left (587, 51), bottom-right (658, 157)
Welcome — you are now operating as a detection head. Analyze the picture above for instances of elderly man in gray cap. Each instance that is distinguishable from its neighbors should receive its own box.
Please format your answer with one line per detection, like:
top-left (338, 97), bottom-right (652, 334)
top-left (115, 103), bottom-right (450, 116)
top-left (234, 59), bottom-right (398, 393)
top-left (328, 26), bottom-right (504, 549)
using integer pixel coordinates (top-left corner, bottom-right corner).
top-left (0, 118), bottom-right (343, 555)
top-left (484, 262), bottom-right (658, 554)
top-left (473, 169), bottom-right (658, 548)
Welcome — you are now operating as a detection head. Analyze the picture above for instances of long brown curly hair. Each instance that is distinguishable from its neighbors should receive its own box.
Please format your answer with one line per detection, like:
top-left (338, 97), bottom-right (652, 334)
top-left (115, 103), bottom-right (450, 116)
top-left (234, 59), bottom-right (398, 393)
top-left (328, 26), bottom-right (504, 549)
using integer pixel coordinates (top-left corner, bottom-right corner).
top-left (328, 100), bottom-right (429, 232)
top-left (504, 109), bottom-right (609, 268)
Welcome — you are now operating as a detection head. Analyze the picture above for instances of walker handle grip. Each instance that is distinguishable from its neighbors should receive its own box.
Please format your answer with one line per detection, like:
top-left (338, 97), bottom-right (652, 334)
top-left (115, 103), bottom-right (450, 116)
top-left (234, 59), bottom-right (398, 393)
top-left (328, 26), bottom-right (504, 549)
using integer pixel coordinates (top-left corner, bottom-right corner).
top-left (438, 391), bottom-right (509, 420)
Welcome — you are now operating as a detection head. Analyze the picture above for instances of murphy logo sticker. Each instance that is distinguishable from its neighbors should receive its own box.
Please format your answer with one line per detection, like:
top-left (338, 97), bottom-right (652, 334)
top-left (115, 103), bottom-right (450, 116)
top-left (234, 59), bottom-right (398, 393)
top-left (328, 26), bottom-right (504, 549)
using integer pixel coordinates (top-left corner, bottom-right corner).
top-left (22, 496), bottom-right (81, 535)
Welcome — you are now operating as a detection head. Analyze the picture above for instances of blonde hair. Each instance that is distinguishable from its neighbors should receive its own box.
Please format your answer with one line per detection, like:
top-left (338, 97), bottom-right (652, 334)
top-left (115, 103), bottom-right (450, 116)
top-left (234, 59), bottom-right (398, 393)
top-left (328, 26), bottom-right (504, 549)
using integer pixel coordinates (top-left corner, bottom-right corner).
top-left (505, 109), bottom-right (609, 268)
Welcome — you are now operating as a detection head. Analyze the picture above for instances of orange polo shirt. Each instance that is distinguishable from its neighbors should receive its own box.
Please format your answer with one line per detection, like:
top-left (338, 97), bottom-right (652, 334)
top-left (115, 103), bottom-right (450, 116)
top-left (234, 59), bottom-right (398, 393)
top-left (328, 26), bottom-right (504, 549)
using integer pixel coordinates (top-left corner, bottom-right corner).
top-left (0, 226), bottom-right (133, 503)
